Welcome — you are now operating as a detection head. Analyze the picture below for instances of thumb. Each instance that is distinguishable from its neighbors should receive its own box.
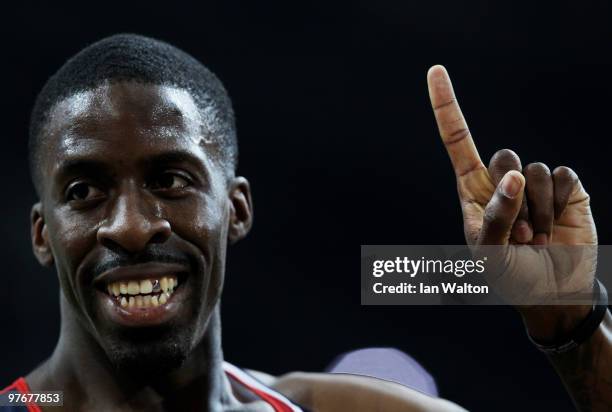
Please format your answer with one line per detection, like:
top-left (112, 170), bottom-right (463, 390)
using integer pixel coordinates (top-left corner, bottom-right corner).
top-left (477, 170), bottom-right (525, 245)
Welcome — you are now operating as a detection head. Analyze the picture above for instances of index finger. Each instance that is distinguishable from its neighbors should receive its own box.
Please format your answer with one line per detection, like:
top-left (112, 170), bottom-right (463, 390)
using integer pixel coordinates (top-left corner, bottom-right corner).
top-left (427, 65), bottom-right (484, 178)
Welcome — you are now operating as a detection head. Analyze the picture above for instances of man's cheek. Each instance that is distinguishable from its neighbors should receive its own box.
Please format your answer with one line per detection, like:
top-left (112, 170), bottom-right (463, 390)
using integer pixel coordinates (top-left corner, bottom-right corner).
top-left (45, 215), bottom-right (95, 300)
top-left (169, 198), bottom-right (228, 243)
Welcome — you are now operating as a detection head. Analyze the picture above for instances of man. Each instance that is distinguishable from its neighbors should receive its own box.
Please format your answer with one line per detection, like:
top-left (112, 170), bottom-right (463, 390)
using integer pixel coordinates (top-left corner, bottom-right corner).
top-left (0, 34), bottom-right (465, 412)
top-left (0, 34), bottom-right (608, 411)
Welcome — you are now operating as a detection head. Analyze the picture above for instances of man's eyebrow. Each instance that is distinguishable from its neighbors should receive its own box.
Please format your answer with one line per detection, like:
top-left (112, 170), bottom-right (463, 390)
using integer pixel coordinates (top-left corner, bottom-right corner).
top-left (53, 151), bottom-right (209, 182)
top-left (55, 158), bottom-right (113, 181)
top-left (143, 151), bottom-right (207, 170)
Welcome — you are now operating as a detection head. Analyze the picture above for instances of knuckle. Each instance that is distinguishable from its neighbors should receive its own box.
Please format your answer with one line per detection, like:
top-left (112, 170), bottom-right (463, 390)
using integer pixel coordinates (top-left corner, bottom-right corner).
top-left (489, 148), bottom-right (520, 168)
top-left (482, 202), bottom-right (505, 230)
top-left (524, 162), bottom-right (551, 177)
top-left (492, 148), bottom-right (518, 161)
top-left (433, 98), bottom-right (456, 112)
top-left (553, 165), bottom-right (578, 182)
top-left (444, 127), bottom-right (470, 143)
top-left (488, 149), bottom-right (523, 183)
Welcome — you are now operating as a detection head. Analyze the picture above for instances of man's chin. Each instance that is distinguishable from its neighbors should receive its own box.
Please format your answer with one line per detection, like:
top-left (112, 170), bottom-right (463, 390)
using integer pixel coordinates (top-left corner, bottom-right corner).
top-left (103, 328), bottom-right (194, 378)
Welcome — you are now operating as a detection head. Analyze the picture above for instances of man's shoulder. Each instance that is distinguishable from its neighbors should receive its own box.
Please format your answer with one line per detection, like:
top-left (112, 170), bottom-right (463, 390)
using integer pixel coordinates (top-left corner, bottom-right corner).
top-left (1, 378), bottom-right (28, 395)
top-left (0, 378), bottom-right (38, 412)
top-left (254, 370), bottom-right (466, 412)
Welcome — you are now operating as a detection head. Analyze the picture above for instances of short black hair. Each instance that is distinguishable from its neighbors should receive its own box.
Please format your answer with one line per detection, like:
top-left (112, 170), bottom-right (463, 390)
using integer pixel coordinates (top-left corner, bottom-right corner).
top-left (29, 33), bottom-right (237, 195)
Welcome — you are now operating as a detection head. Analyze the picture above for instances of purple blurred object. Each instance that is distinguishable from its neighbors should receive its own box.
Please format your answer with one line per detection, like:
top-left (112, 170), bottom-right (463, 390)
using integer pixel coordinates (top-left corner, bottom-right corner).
top-left (325, 347), bottom-right (438, 397)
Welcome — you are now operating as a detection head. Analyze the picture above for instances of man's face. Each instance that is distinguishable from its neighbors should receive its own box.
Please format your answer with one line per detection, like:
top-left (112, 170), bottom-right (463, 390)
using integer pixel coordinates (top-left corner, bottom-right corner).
top-left (31, 82), bottom-right (250, 373)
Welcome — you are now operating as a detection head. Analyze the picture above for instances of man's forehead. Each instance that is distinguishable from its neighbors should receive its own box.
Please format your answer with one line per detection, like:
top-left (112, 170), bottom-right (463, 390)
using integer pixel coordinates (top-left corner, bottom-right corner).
top-left (44, 82), bottom-right (205, 146)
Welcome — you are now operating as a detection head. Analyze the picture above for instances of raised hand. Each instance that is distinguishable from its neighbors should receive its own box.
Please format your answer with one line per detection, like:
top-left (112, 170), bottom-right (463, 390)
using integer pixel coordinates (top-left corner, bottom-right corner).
top-left (426, 65), bottom-right (597, 307)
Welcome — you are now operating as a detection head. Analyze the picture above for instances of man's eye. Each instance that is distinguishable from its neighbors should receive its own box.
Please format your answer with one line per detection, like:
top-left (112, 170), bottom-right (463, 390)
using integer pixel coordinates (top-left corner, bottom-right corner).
top-left (66, 183), bottom-right (104, 202)
top-left (150, 173), bottom-right (190, 191)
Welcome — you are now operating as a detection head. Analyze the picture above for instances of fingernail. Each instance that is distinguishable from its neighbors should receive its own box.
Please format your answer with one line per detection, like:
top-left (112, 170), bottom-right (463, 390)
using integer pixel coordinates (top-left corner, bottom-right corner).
top-left (512, 219), bottom-right (533, 243)
top-left (533, 233), bottom-right (548, 245)
top-left (501, 173), bottom-right (521, 199)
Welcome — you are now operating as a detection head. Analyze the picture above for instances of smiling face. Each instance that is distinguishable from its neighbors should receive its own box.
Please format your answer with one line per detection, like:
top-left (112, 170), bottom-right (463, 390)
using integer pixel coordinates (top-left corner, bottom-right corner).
top-left (30, 82), bottom-right (252, 374)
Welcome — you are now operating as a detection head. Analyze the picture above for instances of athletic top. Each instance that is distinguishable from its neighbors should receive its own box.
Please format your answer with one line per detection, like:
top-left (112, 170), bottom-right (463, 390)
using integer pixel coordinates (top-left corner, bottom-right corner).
top-left (0, 362), bottom-right (305, 412)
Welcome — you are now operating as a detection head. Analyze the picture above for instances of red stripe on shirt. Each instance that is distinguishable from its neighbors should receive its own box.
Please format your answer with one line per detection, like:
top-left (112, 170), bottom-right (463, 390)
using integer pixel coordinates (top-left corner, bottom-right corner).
top-left (0, 377), bottom-right (42, 412)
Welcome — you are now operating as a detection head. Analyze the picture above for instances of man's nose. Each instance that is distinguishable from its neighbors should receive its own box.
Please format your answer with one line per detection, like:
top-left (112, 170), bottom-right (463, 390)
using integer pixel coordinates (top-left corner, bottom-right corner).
top-left (97, 188), bottom-right (171, 253)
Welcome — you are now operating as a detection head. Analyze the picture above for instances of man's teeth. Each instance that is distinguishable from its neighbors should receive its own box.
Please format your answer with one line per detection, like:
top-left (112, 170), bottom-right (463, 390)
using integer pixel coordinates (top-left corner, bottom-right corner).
top-left (106, 276), bottom-right (178, 308)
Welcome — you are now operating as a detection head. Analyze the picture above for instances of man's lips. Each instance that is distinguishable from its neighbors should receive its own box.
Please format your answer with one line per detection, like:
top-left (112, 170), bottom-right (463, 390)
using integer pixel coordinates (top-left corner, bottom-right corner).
top-left (92, 261), bottom-right (190, 327)
top-left (93, 261), bottom-right (189, 286)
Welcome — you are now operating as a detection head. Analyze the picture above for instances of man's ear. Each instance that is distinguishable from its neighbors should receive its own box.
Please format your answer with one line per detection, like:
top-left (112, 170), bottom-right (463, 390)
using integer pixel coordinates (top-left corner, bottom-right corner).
top-left (31, 202), bottom-right (54, 266)
top-left (228, 176), bottom-right (253, 244)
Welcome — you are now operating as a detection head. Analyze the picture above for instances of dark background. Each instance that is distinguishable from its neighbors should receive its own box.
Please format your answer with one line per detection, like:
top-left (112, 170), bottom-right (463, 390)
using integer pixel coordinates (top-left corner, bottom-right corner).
top-left (2, 1), bottom-right (612, 411)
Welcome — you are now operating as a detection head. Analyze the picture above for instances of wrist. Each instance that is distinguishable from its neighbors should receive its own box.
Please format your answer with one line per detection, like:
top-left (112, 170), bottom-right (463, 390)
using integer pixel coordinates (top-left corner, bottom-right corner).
top-left (520, 280), bottom-right (608, 355)
top-left (520, 304), bottom-right (592, 343)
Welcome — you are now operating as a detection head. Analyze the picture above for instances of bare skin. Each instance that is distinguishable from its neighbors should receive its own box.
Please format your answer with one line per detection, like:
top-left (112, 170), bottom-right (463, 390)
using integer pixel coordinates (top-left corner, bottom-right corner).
top-left (427, 65), bottom-right (612, 411)
top-left (20, 65), bottom-right (605, 411)
top-left (263, 371), bottom-right (466, 412)
top-left (27, 82), bottom-right (258, 412)
top-left (23, 81), bottom-right (464, 411)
